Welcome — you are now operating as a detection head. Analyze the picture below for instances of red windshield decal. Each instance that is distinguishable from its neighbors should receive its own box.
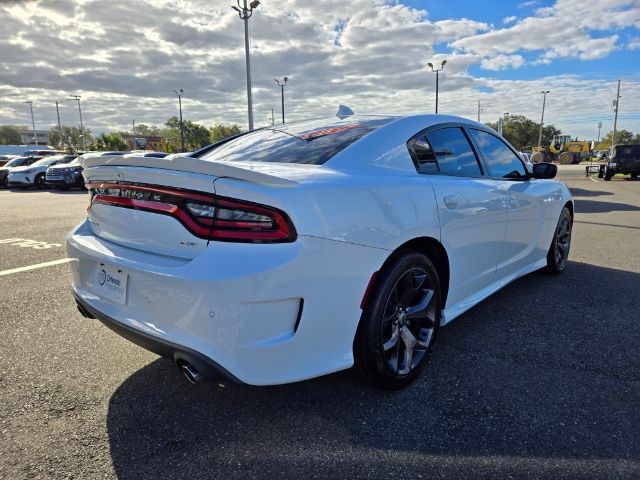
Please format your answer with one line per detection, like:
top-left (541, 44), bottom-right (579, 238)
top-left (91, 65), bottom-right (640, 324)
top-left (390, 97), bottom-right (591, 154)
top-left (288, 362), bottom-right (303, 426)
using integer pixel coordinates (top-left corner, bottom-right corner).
top-left (298, 124), bottom-right (359, 141)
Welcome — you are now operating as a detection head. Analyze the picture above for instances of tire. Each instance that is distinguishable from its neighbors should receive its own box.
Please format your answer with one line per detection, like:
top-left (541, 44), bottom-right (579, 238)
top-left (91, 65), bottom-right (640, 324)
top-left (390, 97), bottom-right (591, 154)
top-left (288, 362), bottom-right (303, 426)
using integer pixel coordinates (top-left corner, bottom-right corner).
top-left (631, 173), bottom-right (638, 179)
top-left (597, 166), bottom-right (604, 178)
top-left (558, 152), bottom-right (572, 165)
top-left (35, 173), bottom-right (46, 189)
top-left (354, 251), bottom-right (441, 390)
top-left (546, 206), bottom-right (572, 274)
top-left (531, 152), bottom-right (544, 163)
top-left (603, 167), bottom-right (612, 181)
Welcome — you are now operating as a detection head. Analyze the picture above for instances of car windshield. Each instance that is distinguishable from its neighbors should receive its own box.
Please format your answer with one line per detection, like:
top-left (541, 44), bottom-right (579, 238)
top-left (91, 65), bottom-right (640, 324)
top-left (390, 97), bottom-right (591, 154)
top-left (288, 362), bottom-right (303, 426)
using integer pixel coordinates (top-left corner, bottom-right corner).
top-left (615, 145), bottom-right (640, 158)
top-left (198, 116), bottom-right (395, 165)
top-left (31, 157), bottom-right (63, 167)
top-left (4, 158), bottom-right (26, 168)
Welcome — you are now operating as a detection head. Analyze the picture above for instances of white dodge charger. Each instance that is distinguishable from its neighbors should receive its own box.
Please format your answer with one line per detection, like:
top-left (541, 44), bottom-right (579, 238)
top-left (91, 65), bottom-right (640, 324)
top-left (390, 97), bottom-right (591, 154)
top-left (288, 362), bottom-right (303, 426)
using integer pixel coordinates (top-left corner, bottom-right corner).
top-left (67, 114), bottom-right (573, 389)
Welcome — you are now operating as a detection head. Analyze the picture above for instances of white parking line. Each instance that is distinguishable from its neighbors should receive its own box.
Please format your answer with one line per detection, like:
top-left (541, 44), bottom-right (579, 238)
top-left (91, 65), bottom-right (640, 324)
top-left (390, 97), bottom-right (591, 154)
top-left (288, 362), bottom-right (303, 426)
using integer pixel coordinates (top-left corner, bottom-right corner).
top-left (589, 177), bottom-right (600, 183)
top-left (0, 258), bottom-right (73, 277)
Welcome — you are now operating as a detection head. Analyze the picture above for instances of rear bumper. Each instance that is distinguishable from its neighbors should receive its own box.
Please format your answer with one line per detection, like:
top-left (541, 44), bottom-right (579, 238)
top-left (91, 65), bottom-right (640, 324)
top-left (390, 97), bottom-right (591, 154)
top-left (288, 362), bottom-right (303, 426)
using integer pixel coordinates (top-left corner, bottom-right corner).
top-left (66, 219), bottom-right (388, 385)
top-left (74, 292), bottom-right (242, 383)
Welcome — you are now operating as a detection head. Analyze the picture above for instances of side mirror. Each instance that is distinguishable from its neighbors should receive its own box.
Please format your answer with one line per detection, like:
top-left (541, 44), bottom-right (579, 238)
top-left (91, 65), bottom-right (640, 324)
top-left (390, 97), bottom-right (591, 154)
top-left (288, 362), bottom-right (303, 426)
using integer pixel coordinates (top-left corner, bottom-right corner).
top-left (532, 162), bottom-right (557, 179)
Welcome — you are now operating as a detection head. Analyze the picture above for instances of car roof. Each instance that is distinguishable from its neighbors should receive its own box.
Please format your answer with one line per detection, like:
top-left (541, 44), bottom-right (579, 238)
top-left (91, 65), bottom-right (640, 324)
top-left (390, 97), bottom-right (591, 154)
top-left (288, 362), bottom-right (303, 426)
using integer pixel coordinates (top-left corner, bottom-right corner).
top-left (325, 114), bottom-right (490, 172)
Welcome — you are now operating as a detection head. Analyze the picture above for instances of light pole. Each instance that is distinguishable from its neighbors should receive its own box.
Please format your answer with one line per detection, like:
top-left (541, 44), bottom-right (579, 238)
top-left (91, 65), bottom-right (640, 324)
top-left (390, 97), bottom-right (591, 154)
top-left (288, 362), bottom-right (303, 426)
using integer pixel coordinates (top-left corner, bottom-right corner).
top-left (427, 60), bottom-right (447, 114)
top-left (69, 95), bottom-right (86, 151)
top-left (55, 100), bottom-right (64, 149)
top-left (537, 90), bottom-right (550, 152)
top-left (232, 0), bottom-right (260, 131)
top-left (23, 101), bottom-right (37, 145)
top-left (172, 89), bottom-right (185, 152)
top-left (274, 77), bottom-right (288, 124)
top-left (612, 79), bottom-right (621, 147)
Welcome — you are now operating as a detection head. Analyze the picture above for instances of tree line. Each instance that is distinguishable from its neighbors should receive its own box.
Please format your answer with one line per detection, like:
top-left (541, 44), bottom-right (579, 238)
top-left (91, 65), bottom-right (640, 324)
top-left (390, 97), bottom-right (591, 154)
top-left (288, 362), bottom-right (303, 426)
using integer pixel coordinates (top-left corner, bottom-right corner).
top-left (0, 118), bottom-right (242, 152)
top-left (485, 114), bottom-right (640, 152)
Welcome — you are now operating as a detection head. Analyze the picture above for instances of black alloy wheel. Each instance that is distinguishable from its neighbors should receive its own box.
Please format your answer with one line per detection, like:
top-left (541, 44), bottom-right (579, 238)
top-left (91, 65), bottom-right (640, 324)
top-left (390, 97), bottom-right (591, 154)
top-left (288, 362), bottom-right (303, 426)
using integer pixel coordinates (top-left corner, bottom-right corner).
top-left (355, 251), bottom-right (441, 389)
top-left (546, 206), bottom-right (572, 274)
top-left (35, 173), bottom-right (46, 189)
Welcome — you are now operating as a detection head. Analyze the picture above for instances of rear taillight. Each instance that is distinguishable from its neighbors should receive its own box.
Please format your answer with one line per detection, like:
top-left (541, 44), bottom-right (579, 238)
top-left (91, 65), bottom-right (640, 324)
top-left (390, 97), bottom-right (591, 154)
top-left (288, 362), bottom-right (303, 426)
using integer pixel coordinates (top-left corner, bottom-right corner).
top-left (86, 182), bottom-right (296, 243)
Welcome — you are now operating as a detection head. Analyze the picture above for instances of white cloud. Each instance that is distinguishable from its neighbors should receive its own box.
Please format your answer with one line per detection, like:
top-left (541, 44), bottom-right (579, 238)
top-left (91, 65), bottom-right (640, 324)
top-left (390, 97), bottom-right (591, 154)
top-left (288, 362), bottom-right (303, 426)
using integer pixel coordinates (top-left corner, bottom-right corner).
top-left (503, 16), bottom-right (518, 24)
top-left (480, 54), bottom-right (525, 70)
top-left (629, 36), bottom-right (640, 50)
top-left (0, 0), bottom-right (637, 141)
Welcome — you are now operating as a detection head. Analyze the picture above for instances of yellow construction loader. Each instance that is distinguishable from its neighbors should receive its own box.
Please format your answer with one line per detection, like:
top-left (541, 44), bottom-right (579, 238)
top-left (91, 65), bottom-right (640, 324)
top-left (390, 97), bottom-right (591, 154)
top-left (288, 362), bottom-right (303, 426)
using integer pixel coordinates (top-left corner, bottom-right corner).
top-left (531, 135), bottom-right (591, 164)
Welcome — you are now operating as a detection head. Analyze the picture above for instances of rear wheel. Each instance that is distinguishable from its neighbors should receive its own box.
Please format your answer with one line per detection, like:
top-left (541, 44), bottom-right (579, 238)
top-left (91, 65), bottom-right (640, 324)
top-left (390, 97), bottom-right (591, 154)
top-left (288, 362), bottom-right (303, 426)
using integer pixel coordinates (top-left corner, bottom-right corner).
top-left (354, 251), bottom-right (441, 390)
top-left (35, 173), bottom-right (46, 189)
top-left (603, 167), bottom-right (613, 181)
top-left (631, 173), bottom-right (638, 179)
top-left (546, 206), bottom-right (572, 274)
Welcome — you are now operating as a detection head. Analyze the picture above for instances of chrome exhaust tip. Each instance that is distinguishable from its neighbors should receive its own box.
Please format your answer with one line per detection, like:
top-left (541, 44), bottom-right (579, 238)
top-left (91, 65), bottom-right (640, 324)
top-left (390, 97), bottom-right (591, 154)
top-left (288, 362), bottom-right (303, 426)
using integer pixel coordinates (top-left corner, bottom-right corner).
top-left (179, 362), bottom-right (203, 384)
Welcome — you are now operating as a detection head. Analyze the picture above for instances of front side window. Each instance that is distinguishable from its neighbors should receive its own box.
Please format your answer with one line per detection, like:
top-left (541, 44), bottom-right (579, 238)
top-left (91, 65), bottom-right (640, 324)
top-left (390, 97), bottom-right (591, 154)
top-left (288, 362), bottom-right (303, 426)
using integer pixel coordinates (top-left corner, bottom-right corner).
top-left (469, 129), bottom-right (527, 179)
top-left (425, 127), bottom-right (482, 177)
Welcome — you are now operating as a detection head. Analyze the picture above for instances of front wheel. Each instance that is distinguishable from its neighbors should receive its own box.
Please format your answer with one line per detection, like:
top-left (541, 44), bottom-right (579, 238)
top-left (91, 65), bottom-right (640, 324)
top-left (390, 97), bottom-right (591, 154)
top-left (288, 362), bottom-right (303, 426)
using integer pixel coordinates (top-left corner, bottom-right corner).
top-left (546, 206), bottom-right (572, 274)
top-left (603, 166), bottom-right (613, 181)
top-left (354, 251), bottom-right (441, 389)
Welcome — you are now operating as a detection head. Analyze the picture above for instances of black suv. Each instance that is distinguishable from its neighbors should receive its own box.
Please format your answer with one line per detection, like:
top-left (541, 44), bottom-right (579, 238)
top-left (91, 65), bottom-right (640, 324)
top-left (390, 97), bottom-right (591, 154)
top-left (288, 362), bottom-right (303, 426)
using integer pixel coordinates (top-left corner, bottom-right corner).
top-left (599, 144), bottom-right (640, 181)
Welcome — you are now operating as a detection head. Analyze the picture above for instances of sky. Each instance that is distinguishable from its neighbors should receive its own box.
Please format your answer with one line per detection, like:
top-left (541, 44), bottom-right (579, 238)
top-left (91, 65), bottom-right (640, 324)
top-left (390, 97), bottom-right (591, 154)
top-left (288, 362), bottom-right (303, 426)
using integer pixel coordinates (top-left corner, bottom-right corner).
top-left (1, 0), bottom-right (639, 140)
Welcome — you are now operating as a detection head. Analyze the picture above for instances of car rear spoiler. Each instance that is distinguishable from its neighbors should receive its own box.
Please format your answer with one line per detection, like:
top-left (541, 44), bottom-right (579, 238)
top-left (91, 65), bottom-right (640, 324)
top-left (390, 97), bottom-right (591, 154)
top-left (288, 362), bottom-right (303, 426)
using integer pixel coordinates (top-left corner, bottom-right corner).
top-left (80, 154), bottom-right (297, 186)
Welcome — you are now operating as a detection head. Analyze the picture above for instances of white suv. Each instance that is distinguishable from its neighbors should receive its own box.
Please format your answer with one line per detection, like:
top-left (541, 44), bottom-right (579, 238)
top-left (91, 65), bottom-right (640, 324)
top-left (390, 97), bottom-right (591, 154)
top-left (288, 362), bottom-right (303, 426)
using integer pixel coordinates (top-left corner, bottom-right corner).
top-left (7, 155), bottom-right (76, 189)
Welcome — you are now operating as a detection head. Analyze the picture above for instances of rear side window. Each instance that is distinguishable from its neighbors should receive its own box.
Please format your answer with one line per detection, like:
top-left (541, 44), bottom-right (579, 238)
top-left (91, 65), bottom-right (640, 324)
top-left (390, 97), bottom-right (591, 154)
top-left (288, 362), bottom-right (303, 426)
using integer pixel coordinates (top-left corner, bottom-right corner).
top-left (421, 127), bottom-right (482, 177)
top-left (198, 117), bottom-right (394, 165)
top-left (469, 129), bottom-right (527, 179)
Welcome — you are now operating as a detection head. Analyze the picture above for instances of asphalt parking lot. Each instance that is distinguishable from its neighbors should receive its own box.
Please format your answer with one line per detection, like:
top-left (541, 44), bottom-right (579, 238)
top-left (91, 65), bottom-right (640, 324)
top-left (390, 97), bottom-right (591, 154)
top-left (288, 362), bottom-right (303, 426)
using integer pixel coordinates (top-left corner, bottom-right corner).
top-left (0, 167), bottom-right (639, 480)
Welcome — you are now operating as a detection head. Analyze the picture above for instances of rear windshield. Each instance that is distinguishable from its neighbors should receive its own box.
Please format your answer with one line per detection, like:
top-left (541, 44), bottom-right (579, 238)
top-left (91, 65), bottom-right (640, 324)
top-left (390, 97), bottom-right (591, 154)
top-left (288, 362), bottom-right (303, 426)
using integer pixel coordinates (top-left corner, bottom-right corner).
top-left (198, 116), bottom-right (394, 165)
top-left (614, 145), bottom-right (640, 158)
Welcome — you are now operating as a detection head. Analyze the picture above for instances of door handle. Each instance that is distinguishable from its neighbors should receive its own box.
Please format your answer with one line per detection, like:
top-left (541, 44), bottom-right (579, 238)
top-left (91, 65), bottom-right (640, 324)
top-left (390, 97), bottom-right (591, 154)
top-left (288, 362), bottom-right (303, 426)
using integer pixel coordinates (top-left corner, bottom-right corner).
top-left (443, 195), bottom-right (459, 208)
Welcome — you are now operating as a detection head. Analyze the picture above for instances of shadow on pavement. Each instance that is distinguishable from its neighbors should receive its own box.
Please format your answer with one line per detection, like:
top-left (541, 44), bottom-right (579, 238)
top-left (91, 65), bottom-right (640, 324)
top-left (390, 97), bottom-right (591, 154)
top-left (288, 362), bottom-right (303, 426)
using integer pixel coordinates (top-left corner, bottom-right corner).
top-left (569, 188), bottom-right (613, 198)
top-left (573, 199), bottom-right (640, 214)
top-left (106, 261), bottom-right (640, 479)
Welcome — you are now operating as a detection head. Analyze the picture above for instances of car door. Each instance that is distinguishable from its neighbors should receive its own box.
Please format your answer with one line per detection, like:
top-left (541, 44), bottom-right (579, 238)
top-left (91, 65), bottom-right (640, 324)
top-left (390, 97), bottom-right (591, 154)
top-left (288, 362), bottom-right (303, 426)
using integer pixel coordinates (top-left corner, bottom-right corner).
top-left (409, 125), bottom-right (508, 308)
top-left (467, 127), bottom-right (548, 279)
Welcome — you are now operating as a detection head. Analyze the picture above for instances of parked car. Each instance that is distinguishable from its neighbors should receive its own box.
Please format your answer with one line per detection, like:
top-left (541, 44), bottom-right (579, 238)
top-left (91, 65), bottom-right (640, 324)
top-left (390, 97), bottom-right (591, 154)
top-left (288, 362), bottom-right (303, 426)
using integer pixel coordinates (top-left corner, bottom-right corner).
top-left (45, 151), bottom-right (129, 190)
top-left (598, 144), bottom-right (640, 180)
top-left (0, 156), bottom-right (42, 188)
top-left (0, 154), bottom-right (20, 168)
top-left (46, 156), bottom-right (83, 190)
top-left (68, 114), bottom-right (573, 389)
top-left (7, 155), bottom-right (76, 189)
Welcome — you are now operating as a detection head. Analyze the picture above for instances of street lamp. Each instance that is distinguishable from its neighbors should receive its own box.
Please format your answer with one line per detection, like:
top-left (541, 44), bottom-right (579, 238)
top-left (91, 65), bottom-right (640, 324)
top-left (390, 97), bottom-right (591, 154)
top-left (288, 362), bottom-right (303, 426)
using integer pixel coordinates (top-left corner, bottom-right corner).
top-left (69, 95), bottom-right (86, 151)
top-left (55, 100), bottom-right (64, 149)
top-left (232, 0), bottom-right (260, 131)
top-left (22, 101), bottom-right (37, 145)
top-left (537, 90), bottom-right (550, 152)
top-left (172, 89), bottom-right (185, 152)
top-left (274, 77), bottom-right (288, 124)
top-left (427, 60), bottom-right (447, 114)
